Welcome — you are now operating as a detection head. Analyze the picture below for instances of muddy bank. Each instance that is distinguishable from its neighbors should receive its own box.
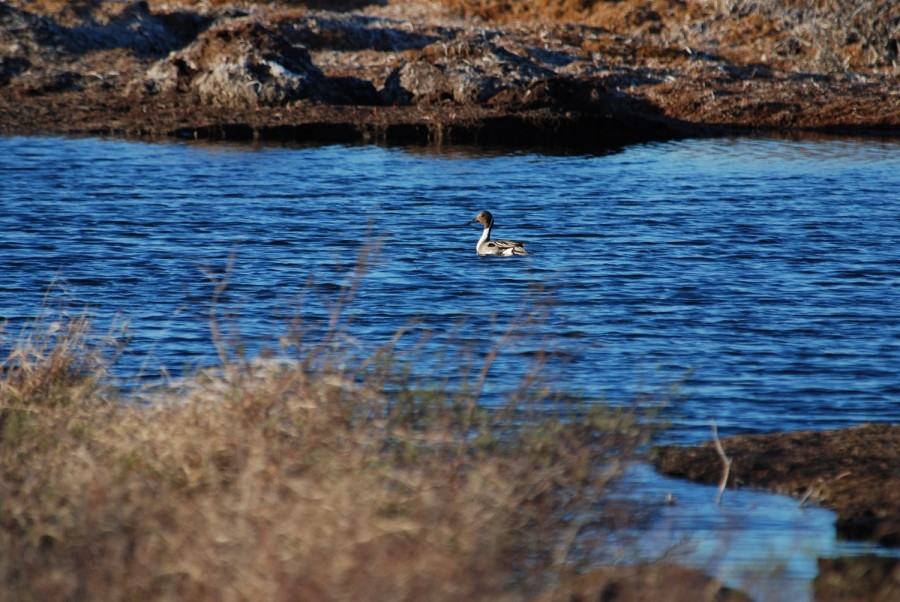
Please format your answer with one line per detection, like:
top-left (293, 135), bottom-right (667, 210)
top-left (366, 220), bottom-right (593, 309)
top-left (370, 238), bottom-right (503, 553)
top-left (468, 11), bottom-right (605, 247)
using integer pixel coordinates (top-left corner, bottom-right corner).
top-left (814, 555), bottom-right (900, 602)
top-left (654, 425), bottom-right (900, 599)
top-left (652, 423), bottom-right (900, 547)
top-left (577, 558), bottom-right (896, 601)
top-left (563, 564), bottom-right (750, 601)
top-left (1, 1), bottom-right (897, 149)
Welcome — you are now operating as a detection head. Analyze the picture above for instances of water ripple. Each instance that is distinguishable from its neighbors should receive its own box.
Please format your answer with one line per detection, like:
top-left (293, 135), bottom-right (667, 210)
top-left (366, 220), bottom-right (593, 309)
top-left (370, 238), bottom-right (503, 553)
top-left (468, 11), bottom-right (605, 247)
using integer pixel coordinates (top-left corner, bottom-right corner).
top-left (1, 135), bottom-right (899, 445)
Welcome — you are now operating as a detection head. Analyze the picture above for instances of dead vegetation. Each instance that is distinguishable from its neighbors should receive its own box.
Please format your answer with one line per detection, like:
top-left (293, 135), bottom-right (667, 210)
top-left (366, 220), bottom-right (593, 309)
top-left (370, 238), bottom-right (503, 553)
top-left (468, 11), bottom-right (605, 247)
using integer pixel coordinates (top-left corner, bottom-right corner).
top-left (13, 1), bottom-right (897, 71)
top-left (444, 0), bottom-right (899, 71)
top-left (0, 308), bottom-right (124, 408)
top-left (0, 269), bottom-right (742, 601)
top-left (1, 0), bottom-right (896, 143)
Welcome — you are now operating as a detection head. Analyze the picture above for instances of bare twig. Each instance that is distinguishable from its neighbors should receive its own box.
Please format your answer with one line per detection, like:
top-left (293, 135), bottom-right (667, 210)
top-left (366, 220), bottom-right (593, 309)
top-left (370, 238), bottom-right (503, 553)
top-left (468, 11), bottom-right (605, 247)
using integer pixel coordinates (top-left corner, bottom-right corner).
top-left (798, 487), bottom-right (814, 508)
top-left (710, 420), bottom-right (732, 506)
top-left (202, 248), bottom-right (238, 369)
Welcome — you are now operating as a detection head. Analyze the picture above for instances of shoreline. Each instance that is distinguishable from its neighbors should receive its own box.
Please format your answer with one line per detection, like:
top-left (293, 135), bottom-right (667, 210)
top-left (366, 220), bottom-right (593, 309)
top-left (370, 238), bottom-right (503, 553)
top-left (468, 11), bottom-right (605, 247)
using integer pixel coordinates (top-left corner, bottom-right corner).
top-left (1, 1), bottom-right (897, 149)
top-left (652, 423), bottom-right (900, 548)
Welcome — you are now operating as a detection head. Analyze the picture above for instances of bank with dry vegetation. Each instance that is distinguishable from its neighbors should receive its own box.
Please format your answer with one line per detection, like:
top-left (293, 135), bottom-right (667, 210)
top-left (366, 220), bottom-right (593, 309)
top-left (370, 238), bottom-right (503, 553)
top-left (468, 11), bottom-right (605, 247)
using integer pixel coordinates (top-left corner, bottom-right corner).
top-left (0, 0), bottom-right (897, 146)
top-left (1, 283), bottom-right (757, 601)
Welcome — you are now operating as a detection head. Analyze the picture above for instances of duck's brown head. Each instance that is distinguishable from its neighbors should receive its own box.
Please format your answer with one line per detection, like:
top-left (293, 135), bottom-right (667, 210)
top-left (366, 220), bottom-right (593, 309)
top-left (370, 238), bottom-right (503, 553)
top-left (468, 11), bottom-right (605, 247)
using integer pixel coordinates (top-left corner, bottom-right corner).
top-left (471, 210), bottom-right (494, 228)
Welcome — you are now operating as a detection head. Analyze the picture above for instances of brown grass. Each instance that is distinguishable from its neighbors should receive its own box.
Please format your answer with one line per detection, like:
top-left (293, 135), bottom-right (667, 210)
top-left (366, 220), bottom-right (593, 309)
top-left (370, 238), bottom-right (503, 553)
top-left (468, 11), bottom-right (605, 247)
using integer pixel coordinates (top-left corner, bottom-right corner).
top-left (443, 0), bottom-right (899, 70)
top-left (0, 273), bottom-right (661, 601)
top-left (12, 0), bottom-right (897, 70)
top-left (0, 308), bottom-right (124, 408)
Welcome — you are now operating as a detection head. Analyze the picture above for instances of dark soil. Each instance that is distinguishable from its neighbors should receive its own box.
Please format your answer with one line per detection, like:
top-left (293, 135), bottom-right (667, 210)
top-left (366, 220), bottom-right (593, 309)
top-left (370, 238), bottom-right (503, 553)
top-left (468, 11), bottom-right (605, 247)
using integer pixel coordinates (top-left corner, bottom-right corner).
top-left (652, 424), bottom-right (900, 547)
top-left (814, 555), bottom-right (900, 602)
top-left (564, 564), bottom-right (751, 601)
top-left (654, 424), bottom-right (900, 599)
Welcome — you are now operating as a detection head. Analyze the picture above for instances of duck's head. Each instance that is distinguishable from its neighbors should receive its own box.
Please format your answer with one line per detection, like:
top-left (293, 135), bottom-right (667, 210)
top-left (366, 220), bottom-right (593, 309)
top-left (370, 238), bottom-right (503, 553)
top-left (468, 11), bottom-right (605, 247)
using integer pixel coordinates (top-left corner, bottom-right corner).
top-left (470, 210), bottom-right (494, 228)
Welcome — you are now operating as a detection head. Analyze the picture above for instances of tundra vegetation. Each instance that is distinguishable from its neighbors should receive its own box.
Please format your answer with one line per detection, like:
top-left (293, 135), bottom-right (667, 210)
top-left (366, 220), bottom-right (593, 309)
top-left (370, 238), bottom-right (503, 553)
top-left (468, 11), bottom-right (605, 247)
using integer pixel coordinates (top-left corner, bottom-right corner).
top-left (1, 0), bottom-right (896, 142)
top-left (24, 0), bottom-right (899, 71)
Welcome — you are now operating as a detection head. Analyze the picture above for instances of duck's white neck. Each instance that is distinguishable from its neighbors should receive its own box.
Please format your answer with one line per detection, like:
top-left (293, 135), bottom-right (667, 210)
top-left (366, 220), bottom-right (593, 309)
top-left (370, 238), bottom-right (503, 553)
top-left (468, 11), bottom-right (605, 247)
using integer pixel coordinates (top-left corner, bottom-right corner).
top-left (478, 220), bottom-right (493, 248)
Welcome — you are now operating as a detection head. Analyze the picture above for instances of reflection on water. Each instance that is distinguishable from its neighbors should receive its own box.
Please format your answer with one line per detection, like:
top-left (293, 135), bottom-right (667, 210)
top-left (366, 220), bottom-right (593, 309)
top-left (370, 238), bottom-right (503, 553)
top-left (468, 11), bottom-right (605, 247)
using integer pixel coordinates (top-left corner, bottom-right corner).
top-left (2, 134), bottom-right (899, 598)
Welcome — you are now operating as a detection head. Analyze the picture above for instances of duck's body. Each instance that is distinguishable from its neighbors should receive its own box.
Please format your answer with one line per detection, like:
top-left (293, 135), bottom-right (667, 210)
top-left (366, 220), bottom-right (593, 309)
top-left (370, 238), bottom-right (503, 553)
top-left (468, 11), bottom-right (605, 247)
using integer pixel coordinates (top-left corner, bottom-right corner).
top-left (470, 210), bottom-right (528, 256)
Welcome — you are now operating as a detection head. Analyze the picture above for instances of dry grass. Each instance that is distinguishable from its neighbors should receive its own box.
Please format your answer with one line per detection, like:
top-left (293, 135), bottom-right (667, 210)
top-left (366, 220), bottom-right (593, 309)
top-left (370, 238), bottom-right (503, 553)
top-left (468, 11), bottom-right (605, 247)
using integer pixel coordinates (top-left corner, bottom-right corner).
top-left (0, 308), bottom-right (124, 409)
top-left (443, 0), bottom-right (899, 70)
top-left (13, 0), bottom-right (897, 70)
top-left (0, 274), bottom-right (660, 601)
top-left (442, 0), bottom-right (595, 23)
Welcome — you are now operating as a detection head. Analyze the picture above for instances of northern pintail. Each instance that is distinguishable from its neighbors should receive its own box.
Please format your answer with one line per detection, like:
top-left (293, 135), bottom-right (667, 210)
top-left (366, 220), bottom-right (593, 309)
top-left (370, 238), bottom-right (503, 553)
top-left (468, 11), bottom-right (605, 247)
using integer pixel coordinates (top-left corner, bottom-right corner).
top-left (469, 210), bottom-right (528, 256)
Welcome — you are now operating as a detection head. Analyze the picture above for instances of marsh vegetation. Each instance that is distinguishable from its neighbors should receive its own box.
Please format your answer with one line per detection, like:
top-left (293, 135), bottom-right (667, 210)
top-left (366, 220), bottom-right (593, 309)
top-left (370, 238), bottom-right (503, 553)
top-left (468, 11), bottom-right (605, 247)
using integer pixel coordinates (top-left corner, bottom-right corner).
top-left (1, 267), bottom-right (728, 601)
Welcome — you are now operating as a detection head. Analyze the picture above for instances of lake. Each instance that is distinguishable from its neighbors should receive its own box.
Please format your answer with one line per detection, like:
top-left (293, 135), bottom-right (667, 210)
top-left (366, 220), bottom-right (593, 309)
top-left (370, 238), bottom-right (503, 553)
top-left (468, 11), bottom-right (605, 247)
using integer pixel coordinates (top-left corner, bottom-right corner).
top-left (1, 134), bottom-right (898, 599)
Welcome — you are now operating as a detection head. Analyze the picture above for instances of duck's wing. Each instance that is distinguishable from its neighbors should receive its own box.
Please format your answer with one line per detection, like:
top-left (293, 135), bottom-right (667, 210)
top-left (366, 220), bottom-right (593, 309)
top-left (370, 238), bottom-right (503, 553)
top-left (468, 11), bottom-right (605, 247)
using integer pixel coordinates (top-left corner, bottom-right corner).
top-left (490, 239), bottom-right (528, 255)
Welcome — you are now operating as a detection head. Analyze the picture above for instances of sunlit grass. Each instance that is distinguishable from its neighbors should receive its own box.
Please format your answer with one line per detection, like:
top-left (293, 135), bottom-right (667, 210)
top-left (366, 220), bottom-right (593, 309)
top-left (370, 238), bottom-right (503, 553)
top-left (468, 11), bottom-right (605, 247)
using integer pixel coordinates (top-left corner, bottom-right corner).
top-left (14, 0), bottom-right (897, 70)
top-left (443, 0), bottom-right (898, 70)
top-left (0, 304), bottom-right (126, 409)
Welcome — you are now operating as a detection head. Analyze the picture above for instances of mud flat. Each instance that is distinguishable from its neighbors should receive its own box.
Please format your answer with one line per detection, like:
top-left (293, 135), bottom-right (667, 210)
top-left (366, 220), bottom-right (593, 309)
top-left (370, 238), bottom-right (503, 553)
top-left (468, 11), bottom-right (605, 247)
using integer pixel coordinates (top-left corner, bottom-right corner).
top-left (1, 1), bottom-right (897, 149)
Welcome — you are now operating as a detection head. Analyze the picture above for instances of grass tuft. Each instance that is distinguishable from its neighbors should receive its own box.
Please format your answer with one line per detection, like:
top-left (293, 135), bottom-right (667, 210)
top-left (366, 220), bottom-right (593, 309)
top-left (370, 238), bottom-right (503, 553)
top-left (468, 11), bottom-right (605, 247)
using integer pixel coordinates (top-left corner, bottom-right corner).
top-left (0, 306), bottom-right (125, 411)
top-left (0, 274), bottom-right (663, 601)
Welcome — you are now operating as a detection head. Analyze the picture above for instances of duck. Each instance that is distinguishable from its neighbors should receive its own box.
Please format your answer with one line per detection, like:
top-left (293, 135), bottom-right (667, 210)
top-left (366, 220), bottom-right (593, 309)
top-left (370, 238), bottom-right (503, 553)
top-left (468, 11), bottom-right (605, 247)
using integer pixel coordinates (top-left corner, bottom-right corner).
top-left (469, 210), bottom-right (528, 256)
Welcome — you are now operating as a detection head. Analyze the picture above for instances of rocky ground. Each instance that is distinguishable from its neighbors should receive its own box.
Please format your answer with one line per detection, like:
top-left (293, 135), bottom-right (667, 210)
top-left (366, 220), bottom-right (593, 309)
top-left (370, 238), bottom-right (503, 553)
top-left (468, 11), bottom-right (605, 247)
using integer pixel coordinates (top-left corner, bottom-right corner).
top-left (1, 0), bottom-right (897, 149)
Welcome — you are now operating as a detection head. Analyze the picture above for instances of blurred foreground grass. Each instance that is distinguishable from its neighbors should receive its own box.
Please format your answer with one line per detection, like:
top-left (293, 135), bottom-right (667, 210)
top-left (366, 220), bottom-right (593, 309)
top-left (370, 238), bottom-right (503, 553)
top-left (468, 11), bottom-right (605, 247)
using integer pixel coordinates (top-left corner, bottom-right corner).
top-left (0, 280), bottom-right (695, 601)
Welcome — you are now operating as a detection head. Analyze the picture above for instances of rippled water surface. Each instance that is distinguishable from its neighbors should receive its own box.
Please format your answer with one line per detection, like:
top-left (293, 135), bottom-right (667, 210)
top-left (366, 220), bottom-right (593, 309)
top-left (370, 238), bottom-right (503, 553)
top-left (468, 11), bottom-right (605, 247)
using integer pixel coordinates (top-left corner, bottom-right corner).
top-left (2, 134), bottom-right (899, 597)
top-left (3, 135), bottom-right (897, 439)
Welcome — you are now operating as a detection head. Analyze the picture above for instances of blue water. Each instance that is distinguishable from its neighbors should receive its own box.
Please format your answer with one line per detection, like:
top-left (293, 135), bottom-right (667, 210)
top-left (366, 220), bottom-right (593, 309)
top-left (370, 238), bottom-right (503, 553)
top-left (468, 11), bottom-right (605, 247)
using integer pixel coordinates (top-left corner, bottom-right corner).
top-left (1, 135), bottom-right (899, 598)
